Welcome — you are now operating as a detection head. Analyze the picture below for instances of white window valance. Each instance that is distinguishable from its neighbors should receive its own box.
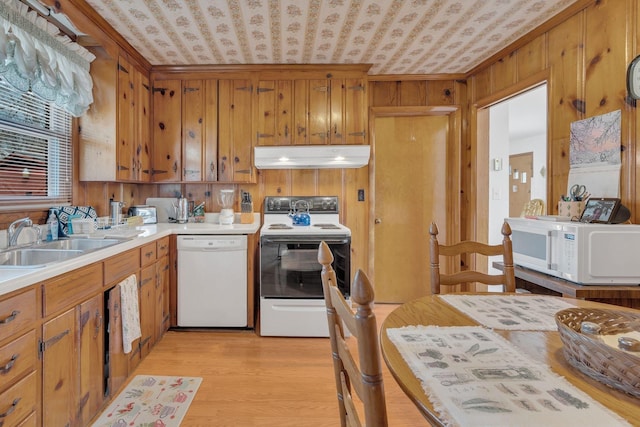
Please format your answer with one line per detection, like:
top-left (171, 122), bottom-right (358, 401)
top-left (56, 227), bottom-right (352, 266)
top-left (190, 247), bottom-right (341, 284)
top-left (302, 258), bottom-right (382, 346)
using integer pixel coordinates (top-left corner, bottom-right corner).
top-left (0, 0), bottom-right (95, 117)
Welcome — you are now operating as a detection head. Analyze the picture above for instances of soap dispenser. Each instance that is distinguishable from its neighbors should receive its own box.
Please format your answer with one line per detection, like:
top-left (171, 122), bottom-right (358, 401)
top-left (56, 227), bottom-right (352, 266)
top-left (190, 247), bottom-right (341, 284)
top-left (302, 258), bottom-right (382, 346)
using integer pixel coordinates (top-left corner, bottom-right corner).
top-left (46, 209), bottom-right (58, 241)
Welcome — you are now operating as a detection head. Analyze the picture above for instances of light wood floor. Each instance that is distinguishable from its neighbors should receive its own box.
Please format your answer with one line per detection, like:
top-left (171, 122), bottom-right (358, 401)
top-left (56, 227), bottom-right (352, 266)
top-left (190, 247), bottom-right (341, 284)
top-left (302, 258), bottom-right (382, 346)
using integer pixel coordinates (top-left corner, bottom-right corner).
top-left (129, 303), bottom-right (429, 426)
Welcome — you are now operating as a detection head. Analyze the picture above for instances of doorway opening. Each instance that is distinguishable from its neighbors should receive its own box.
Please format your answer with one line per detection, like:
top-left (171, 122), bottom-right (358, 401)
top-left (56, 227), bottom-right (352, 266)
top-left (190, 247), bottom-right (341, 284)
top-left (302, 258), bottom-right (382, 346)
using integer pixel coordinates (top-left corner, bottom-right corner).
top-left (487, 83), bottom-right (547, 272)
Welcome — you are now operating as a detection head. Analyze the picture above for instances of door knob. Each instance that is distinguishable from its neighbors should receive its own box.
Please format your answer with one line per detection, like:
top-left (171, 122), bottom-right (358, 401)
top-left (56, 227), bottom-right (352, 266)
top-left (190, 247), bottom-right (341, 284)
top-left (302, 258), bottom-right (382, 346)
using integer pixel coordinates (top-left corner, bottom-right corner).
top-left (374, 218), bottom-right (382, 224)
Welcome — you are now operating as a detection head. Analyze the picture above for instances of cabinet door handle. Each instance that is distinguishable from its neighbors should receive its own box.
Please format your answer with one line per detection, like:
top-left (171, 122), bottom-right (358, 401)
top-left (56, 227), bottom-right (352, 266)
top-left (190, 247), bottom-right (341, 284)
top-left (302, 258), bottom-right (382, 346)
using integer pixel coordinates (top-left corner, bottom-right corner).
top-left (209, 161), bottom-right (215, 173)
top-left (0, 310), bottom-right (19, 324)
top-left (284, 124), bottom-right (289, 138)
top-left (0, 354), bottom-right (18, 374)
top-left (42, 329), bottom-right (71, 351)
top-left (172, 162), bottom-right (178, 173)
top-left (0, 398), bottom-right (20, 418)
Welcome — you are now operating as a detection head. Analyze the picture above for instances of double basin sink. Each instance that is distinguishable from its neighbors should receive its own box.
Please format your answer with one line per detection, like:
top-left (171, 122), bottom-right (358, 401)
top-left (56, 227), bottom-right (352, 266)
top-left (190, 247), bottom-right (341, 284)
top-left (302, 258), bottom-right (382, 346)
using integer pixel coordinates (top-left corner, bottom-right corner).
top-left (0, 238), bottom-right (127, 269)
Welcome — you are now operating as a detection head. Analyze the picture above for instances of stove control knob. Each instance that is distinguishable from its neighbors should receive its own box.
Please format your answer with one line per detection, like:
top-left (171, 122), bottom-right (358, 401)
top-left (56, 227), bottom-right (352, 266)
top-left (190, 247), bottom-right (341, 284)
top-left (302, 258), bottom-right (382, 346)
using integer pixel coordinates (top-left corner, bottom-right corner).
top-left (275, 199), bottom-right (282, 210)
top-left (321, 200), bottom-right (328, 209)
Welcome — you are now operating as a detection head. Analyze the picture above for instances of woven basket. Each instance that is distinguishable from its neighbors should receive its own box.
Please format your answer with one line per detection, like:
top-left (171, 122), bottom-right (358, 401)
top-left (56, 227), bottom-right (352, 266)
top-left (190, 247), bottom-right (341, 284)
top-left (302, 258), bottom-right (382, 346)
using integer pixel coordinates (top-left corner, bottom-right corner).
top-left (555, 308), bottom-right (640, 398)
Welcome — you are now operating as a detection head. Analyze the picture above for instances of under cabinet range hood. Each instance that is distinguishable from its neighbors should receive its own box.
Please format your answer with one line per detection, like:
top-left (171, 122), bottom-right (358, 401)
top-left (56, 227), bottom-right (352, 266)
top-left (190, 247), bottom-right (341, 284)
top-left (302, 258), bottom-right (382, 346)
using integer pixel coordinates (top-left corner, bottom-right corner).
top-left (254, 145), bottom-right (371, 169)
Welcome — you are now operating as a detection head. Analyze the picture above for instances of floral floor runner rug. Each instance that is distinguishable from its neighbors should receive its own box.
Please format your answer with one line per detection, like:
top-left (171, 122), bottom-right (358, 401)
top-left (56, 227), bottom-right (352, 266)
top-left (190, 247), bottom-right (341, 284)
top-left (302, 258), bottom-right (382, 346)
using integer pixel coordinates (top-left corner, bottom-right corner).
top-left (91, 375), bottom-right (202, 427)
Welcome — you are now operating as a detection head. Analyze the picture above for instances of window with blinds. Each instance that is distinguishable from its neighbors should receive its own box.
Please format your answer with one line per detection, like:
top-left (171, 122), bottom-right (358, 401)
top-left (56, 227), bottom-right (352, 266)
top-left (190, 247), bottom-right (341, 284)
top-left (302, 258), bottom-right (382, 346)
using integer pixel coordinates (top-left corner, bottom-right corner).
top-left (0, 76), bottom-right (72, 208)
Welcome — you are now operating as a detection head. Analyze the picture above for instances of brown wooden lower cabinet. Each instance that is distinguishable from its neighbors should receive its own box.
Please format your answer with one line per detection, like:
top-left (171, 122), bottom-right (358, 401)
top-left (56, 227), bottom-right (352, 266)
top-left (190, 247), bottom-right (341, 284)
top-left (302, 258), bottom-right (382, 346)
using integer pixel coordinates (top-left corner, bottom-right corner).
top-left (79, 294), bottom-right (105, 426)
top-left (42, 307), bottom-right (76, 426)
top-left (0, 235), bottom-right (173, 426)
top-left (0, 371), bottom-right (37, 427)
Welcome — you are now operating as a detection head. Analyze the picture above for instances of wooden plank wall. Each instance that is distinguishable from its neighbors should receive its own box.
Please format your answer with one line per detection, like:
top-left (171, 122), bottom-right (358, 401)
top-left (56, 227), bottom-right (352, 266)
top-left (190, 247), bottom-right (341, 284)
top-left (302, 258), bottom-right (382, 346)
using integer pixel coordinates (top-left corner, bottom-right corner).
top-left (468, 0), bottom-right (639, 230)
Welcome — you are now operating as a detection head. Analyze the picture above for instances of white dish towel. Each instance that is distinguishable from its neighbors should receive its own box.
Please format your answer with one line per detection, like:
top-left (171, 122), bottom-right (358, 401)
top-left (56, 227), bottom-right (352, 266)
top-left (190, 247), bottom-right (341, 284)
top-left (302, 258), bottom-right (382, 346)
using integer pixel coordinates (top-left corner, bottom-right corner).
top-left (119, 274), bottom-right (141, 354)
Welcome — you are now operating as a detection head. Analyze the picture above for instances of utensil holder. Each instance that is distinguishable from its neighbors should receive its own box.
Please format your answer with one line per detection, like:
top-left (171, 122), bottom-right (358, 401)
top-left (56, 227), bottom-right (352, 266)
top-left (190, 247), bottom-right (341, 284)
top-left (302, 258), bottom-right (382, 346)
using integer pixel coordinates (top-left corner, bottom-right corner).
top-left (558, 200), bottom-right (585, 219)
top-left (240, 200), bottom-right (253, 224)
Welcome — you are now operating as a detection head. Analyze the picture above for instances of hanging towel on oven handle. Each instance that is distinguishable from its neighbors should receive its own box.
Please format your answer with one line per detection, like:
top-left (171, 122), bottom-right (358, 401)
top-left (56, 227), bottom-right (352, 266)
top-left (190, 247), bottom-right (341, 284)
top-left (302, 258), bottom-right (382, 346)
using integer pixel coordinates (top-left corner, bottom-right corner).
top-left (119, 274), bottom-right (141, 354)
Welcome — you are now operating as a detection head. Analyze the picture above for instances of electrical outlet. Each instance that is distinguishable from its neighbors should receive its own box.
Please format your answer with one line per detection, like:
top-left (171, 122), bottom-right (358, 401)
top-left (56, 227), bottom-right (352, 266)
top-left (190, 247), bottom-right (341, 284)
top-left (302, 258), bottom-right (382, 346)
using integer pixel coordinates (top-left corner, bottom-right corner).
top-left (358, 189), bottom-right (365, 201)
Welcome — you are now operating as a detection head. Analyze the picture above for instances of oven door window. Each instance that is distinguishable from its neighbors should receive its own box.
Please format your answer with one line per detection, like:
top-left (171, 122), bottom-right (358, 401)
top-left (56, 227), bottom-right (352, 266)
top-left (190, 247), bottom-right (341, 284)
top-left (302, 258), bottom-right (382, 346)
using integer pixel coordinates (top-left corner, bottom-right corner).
top-left (260, 237), bottom-right (350, 299)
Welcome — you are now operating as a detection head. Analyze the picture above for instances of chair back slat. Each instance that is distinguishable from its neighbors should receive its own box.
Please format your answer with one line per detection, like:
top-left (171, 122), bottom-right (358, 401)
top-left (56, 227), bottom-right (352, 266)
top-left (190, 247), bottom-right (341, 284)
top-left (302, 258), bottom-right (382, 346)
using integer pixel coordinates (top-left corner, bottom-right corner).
top-left (430, 221), bottom-right (516, 294)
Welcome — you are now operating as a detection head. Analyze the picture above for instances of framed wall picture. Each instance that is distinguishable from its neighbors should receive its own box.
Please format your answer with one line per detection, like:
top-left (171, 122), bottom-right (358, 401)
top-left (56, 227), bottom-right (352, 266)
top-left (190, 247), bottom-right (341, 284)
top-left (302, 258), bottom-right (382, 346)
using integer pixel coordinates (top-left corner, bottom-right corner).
top-left (579, 198), bottom-right (621, 223)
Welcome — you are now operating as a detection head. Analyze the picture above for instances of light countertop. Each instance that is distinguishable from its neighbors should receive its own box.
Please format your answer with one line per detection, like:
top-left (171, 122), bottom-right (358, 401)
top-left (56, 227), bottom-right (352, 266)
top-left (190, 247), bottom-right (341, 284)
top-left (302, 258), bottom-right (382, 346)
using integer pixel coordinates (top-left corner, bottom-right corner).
top-left (0, 215), bottom-right (261, 297)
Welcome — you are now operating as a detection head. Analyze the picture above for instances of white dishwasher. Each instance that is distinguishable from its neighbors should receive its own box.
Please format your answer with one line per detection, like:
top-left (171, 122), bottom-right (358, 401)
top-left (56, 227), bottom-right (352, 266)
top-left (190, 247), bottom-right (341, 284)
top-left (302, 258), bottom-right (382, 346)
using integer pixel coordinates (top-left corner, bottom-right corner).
top-left (177, 235), bottom-right (248, 327)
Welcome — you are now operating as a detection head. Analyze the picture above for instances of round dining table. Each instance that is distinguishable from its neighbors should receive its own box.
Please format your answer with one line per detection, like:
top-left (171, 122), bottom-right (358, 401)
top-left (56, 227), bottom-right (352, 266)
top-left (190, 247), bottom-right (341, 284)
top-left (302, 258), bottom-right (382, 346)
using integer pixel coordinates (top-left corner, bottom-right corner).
top-left (379, 294), bottom-right (640, 427)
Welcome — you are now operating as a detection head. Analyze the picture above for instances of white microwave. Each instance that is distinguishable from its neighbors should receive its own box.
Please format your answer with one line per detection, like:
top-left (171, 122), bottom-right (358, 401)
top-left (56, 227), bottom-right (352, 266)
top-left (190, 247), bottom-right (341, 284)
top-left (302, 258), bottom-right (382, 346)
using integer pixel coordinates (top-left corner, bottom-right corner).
top-left (506, 217), bottom-right (640, 285)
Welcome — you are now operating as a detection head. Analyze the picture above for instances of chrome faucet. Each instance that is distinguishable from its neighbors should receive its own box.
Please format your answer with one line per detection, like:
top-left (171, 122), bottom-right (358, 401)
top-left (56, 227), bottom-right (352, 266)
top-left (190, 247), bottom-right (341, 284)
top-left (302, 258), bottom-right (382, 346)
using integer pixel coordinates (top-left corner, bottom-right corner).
top-left (7, 217), bottom-right (36, 247)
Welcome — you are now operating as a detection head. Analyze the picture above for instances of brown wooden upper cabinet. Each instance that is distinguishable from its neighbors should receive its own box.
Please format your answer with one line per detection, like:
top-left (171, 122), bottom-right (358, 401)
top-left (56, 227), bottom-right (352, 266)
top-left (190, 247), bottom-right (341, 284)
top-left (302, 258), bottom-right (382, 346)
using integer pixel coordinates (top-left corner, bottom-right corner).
top-left (79, 54), bottom-right (151, 182)
top-left (218, 79), bottom-right (254, 182)
top-left (256, 77), bottom-right (366, 147)
top-left (152, 78), bottom-right (253, 183)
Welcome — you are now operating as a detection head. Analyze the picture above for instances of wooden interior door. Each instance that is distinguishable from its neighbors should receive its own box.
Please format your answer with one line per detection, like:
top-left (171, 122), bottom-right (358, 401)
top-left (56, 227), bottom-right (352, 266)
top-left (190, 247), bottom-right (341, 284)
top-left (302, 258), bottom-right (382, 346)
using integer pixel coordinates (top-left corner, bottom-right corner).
top-left (373, 112), bottom-right (454, 303)
top-left (509, 152), bottom-right (533, 216)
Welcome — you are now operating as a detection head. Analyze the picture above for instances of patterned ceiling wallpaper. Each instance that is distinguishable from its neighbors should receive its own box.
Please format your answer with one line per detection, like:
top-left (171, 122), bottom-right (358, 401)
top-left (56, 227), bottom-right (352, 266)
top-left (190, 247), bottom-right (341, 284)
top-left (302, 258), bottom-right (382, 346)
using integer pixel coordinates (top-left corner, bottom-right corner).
top-left (84, 0), bottom-right (578, 75)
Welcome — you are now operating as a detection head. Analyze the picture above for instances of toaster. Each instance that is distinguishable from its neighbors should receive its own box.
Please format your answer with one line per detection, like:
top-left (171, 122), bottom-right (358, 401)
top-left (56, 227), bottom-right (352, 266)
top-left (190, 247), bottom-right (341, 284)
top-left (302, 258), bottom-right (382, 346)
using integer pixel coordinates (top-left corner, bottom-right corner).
top-left (128, 205), bottom-right (157, 224)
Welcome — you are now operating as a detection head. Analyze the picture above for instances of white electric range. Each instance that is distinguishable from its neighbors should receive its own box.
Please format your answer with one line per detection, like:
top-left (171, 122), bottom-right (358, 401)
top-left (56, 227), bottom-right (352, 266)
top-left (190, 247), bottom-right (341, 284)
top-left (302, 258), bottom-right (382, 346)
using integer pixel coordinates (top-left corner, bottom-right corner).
top-left (259, 196), bottom-right (351, 337)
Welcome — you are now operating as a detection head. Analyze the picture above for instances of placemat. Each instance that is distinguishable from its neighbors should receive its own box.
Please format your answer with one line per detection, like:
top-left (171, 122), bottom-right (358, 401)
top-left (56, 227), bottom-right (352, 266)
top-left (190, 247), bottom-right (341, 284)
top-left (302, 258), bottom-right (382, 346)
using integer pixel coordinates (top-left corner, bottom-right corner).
top-left (91, 375), bottom-right (202, 427)
top-left (439, 294), bottom-right (576, 330)
top-left (387, 325), bottom-right (630, 427)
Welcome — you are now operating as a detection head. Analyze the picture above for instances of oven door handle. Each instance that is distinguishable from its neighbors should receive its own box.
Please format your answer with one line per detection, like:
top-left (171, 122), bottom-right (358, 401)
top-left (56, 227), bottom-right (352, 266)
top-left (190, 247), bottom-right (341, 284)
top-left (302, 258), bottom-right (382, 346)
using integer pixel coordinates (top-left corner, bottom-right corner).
top-left (261, 237), bottom-right (350, 245)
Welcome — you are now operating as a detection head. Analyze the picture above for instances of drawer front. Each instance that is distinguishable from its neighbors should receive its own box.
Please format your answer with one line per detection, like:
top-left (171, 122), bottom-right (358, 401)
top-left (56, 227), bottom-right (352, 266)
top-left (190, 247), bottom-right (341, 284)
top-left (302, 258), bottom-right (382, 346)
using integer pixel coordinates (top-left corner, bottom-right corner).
top-left (0, 330), bottom-right (36, 393)
top-left (15, 411), bottom-right (36, 427)
top-left (156, 236), bottom-right (170, 258)
top-left (104, 249), bottom-right (141, 286)
top-left (43, 264), bottom-right (103, 317)
top-left (0, 371), bottom-right (37, 427)
top-left (140, 242), bottom-right (157, 267)
top-left (0, 289), bottom-right (36, 341)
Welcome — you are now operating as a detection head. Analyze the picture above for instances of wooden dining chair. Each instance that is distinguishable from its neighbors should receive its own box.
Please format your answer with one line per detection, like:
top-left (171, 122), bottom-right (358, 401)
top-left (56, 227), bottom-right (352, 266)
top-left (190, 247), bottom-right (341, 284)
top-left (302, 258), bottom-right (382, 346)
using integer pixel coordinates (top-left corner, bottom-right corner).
top-left (429, 221), bottom-right (516, 294)
top-left (318, 241), bottom-right (388, 427)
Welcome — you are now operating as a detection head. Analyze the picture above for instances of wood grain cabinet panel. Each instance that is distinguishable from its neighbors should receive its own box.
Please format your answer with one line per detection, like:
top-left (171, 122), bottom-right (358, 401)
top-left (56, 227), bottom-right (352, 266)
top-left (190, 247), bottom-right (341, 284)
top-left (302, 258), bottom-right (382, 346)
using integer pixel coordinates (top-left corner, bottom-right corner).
top-left (0, 330), bottom-right (37, 394)
top-left (79, 53), bottom-right (151, 182)
top-left (0, 371), bottom-right (37, 427)
top-left (343, 78), bottom-right (367, 145)
top-left (203, 79), bottom-right (219, 181)
top-left (218, 79), bottom-right (255, 182)
top-left (140, 241), bottom-right (157, 267)
top-left (256, 80), bottom-right (293, 146)
top-left (42, 308), bottom-right (76, 427)
top-left (0, 289), bottom-right (36, 340)
top-left (135, 70), bottom-right (152, 182)
top-left (78, 294), bottom-right (105, 426)
top-left (15, 412), bottom-right (37, 427)
top-left (138, 264), bottom-right (156, 360)
top-left (152, 79), bottom-right (182, 182)
top-left (156, 236), bottom-right (170, 258)
top-left (182, 80), bottom-right (204, 181)
top-left (117, 56), bottom-right (134, 181)
top-left (106, 285), bottom-right (127, 399)
top-left (153, 79), bottom-right (219, 182)
top-left (42, 264), bottom-right (102, 317)
top-left (104, 249), bottom-right (140, 286)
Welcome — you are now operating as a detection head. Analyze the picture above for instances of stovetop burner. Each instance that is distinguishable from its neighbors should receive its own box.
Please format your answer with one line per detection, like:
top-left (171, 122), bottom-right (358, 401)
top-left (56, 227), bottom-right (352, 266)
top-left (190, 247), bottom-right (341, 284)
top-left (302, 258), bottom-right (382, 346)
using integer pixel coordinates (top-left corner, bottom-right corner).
top-left (313, 223), bottom-right (341, 229)
top-left (269, 224), bottom-right (294, 229)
